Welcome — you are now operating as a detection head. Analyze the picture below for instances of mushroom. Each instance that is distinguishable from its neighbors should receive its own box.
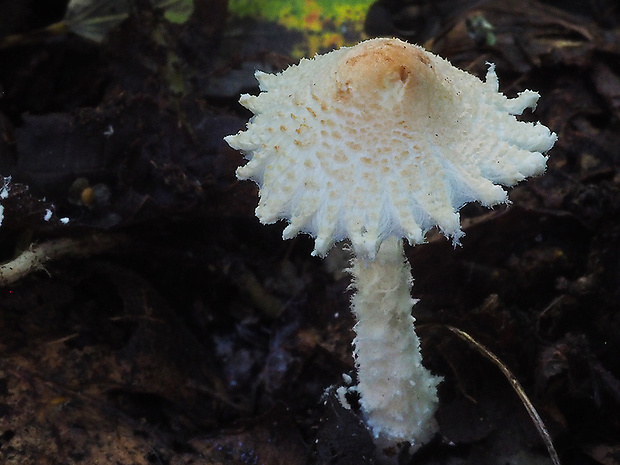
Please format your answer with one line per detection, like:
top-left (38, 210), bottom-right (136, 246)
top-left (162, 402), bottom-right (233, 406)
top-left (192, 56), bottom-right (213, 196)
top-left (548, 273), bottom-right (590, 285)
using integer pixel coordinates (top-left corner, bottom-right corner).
top-left (225, 38), bottom-right (556, 453)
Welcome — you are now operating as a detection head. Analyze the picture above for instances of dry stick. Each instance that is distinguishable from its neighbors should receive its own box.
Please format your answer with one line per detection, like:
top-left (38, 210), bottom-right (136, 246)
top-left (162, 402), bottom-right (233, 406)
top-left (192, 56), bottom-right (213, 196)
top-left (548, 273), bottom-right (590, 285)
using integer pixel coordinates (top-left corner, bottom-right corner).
top-left (0, 234), bottom-right (122, 286)
top-left (445, 325), bottom-right (561, 465)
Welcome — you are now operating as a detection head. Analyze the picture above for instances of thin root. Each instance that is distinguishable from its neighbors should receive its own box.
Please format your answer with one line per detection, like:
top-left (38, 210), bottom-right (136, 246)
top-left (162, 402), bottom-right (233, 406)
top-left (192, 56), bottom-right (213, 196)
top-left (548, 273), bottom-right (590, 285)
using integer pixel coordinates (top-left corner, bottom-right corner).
top-left (445, 325), bottom-right (561, 465)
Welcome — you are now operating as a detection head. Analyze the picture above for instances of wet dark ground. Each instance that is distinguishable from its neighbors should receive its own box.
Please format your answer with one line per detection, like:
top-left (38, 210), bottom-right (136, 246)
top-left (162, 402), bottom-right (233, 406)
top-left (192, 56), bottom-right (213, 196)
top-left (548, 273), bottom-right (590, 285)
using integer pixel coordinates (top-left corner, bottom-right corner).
top-left (0, 1), bottom-right (619, 464)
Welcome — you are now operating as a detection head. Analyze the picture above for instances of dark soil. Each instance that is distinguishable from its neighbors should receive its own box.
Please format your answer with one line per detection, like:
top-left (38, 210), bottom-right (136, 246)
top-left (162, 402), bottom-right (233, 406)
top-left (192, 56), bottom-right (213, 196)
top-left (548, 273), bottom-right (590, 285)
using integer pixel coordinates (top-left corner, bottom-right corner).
top-left (0, 1), bottom-right (619, 464)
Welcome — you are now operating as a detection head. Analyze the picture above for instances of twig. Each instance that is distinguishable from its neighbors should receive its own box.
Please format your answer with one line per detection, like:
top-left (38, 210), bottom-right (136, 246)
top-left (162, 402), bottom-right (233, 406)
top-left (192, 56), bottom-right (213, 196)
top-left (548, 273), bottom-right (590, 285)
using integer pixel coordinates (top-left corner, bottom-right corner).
top-left (0, 234), bottom-right (123, 286)
top-left (445, 325), bottom-right (561, 465)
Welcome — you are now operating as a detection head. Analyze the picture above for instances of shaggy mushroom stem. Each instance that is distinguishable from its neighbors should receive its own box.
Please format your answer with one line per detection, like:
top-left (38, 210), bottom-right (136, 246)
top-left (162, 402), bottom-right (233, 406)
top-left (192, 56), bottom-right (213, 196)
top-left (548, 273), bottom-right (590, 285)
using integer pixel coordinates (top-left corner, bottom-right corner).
top-left (350, 237), bottom-right (441, 447)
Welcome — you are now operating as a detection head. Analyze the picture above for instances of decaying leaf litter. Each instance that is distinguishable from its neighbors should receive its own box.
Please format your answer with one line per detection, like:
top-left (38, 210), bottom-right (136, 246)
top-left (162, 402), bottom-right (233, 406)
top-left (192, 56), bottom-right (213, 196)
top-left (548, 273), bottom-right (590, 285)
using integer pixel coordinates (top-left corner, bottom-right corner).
top-left (0, 0), bottom-right (619, 464)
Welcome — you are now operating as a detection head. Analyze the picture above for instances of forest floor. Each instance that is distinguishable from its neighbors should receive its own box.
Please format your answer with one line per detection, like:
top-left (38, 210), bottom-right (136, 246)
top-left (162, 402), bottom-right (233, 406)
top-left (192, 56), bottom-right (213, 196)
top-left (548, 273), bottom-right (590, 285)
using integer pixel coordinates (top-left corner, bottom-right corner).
top-left (0, 1), bottom-right (619, 464)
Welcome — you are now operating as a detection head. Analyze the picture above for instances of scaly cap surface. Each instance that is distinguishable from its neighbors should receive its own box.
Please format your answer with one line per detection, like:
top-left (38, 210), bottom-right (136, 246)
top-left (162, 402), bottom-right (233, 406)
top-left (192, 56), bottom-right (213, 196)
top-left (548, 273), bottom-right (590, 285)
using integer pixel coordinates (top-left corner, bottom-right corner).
top-left (225, 38), bottom-right (556, 259)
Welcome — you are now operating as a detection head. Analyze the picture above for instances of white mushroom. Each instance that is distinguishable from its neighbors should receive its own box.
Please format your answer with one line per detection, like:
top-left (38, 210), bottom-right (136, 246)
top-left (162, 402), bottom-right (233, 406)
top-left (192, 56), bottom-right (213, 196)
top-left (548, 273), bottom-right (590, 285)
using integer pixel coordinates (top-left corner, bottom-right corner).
top-left (225, 38), bottom-right (556, 453)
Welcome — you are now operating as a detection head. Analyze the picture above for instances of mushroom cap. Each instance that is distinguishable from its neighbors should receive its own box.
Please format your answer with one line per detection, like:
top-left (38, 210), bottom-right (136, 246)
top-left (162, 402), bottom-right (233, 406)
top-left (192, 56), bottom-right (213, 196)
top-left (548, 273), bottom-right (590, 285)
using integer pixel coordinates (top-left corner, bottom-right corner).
top-left (225, 38), bottom-right (556, 259)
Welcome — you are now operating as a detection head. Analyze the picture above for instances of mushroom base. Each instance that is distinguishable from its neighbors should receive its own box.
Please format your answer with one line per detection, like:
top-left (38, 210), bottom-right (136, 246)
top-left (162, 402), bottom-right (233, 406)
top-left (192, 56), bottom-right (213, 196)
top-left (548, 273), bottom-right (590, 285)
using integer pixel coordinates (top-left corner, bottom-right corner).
top-left (349, 237), bottom-right (442, 450)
